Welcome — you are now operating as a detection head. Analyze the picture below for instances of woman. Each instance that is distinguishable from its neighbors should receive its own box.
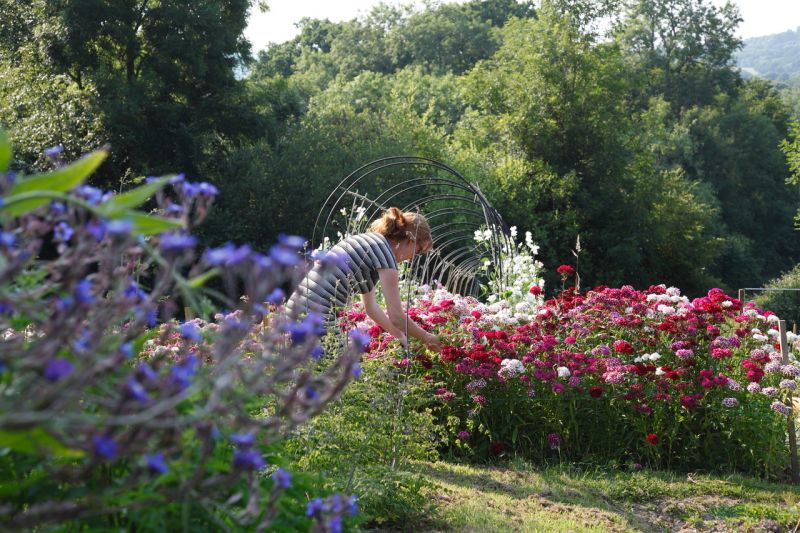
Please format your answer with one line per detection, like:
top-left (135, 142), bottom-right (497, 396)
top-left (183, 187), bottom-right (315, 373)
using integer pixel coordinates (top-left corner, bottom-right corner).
top-left (285, 208), bottom-right (441, 352)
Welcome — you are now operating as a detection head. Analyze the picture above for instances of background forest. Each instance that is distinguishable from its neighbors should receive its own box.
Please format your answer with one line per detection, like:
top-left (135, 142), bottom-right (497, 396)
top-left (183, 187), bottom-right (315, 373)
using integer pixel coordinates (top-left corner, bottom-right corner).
top-left (2, 0), bottom-right (800, 298)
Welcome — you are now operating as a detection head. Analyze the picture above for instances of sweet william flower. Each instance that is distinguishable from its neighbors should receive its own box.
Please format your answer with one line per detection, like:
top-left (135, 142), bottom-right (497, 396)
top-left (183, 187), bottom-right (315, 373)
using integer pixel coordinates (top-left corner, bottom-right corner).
top-left (645, 433), bottom-right (659, 445)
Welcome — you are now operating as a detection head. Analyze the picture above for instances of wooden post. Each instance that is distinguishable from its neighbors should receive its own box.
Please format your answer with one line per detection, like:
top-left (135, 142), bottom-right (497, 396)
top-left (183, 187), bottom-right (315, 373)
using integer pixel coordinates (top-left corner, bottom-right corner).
top-left (737, 288), bottom-right (745, 304)
top-left (184, 306), bottom-right (195, 321)
top-left (780, 320), bottom-right (800, 484)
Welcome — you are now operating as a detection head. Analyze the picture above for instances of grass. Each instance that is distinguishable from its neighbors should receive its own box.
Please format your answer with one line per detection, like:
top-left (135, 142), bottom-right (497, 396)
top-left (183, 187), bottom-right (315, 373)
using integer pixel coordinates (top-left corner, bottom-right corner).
top-left (370, 460), bottom-right (800, 532)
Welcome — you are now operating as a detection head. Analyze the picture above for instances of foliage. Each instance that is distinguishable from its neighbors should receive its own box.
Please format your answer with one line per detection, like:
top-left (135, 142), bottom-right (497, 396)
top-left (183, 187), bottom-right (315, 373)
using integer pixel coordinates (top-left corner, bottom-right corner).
top-left (754, 264), bottom-right (800, 328)
top-left (338, 239), bottom-right (798, 479)
top-left (0, 137), bottom-right (361, 530)
top-left (286, 352), bottom-right (441, 527)
top-left (736, 29), bottom-right (800, 82)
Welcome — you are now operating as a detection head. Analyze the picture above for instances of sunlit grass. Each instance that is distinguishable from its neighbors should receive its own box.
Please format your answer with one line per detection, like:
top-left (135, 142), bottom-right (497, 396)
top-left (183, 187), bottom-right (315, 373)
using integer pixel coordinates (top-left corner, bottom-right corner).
top-left (384, 460), bottom-right (800, 532)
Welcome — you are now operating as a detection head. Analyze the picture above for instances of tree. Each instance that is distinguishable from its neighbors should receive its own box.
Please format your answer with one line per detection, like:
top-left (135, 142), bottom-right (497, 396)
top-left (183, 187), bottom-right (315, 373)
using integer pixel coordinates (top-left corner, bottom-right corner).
top-left (1, 0), bottom-right (258, 185)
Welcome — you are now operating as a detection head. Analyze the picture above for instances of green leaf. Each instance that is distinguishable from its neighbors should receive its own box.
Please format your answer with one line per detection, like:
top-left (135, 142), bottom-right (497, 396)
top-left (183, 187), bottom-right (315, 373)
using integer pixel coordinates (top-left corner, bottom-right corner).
top-left (0, 428), bottom-right (85, 458)
top-left (0, 130), bottom-right (11, 173)
top-left (125, 212), bottom-right (183, 235)
top-left (2, 149), bottom-right (107, 216)
top-left (98, 176), bottom-right (171, 217)
top-left (187, 268), bottom-right (220, 289)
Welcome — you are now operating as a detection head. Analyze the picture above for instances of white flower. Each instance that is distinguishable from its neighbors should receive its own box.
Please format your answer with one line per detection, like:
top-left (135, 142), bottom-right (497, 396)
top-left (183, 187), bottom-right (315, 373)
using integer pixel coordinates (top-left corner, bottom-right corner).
top-left (655, 367), bottom-right (666, 376)
top-left (557, 366), bottom-right (571, 378)
top-left (650, 352), bottom-right (661, 361)
top-left (509, 226), bottom-right (518, 239)
top-left (767, 314), bottom-right (780, 323)
top-left (753, 334), bottom-right (768, 342)
top-left (722, 301), bottom-right (733, 308)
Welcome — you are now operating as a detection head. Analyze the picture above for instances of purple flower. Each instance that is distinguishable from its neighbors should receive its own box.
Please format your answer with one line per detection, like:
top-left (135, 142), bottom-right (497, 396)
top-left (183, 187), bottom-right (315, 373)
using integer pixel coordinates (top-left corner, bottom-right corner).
top-left (75, 185), bottom-right (104, 205)
top-left (159, 232), bottom-right (197, 253)
top-left (180, 322), bottom-right (201, 342)
top-left (233, 449), bottom-right (266, 471)
top-left (0, 231), bottom-right (16, 249)
top-left (269, 244), bottom-right (301, 266)
top-left (457, 430), bottom-right (470, 440)
top-left (772, 401), bottom-right (792, 417)
top-left (43, 358), bottom-right (74, 382)
top-left (44, 144), bottom-right (64, 158)
top-left (49, 201), bottom-right (66, 214)
top-left (271, 468), bottom-right (292, 489)
top-left (137, 363), bottom-right (159, 382)
top-left (547, 433), bottom-right (561, 450)
top-left (107, 219), bottom-right (133, 236)
top-left (86, 219), bottom-right (106, 241)
top-left (75, 278), bottom-right (95, 304)
top-left (349, 329), bottom-right (370, 352)
top-left (311, 345), bottom-right (324, 359)
top-left (278, 234), bottom-right (305, 249)
top-left (169, 355), bottom-right (199, 390)
top-left (722, 397), bottom-right (739, 408)
top-left (304, 386), bottom-right (319, 401)
top-left (230, 432), bottom-right (256, 448)
top-left (288, 313), bottom-right (325, 344)
top-left (119, 342), bottom-right (133, 359)
top-left (266, 288), bottom-right (285, 305)
top-left (204, 243), bottom-right (251, 266)
top-left (53, 221), bottom-right (74, 243)
top-left (306, 498), bottom-right (324, 517)
top-left (92, 436), bottom-right (118, 460)
top-left (126, 378), bottom-right (149, 403)
top-left (351, 363), bottom-right (362, 379)
top-left (145, 453), bottom-right (168, 475)
top-left (327, 516), bottom-right (343, 533)
top-left (197, 182), bottom-right (219, 196)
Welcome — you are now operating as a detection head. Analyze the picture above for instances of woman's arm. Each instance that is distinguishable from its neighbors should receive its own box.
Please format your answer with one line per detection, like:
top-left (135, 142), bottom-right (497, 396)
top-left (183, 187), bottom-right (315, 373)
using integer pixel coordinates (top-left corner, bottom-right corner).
top-left (377, 268), bottom-right (442, 352)
top-left (361, 289), bottom-right (408, 347)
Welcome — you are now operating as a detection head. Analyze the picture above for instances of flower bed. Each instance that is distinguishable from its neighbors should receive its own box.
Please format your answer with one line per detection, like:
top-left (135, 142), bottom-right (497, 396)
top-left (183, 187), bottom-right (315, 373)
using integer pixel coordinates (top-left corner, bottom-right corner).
top-left (341, 283), bottom-right (799, 478)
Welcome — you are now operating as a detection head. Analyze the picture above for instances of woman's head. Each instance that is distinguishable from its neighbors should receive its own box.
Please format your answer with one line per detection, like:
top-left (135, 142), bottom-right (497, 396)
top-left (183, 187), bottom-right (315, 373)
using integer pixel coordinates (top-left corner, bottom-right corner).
top-left (369, 207), bottom-right (432, 257)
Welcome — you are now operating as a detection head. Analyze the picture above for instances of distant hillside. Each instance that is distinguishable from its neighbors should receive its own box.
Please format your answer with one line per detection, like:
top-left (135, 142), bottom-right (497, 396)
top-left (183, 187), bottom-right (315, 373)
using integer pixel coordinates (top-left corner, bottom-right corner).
top-left (736, 28), bottom-right (800, 82)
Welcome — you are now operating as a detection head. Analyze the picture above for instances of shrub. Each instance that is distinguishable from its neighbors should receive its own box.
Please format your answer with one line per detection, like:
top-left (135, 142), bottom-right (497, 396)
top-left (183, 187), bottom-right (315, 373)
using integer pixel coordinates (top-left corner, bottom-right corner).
top-left (0, 134), bottom-right (361, 530)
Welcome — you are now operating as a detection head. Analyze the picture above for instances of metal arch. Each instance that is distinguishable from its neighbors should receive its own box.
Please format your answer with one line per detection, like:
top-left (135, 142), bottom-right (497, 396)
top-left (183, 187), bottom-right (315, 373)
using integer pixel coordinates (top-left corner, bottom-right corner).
top-left (312, 156), bottom-right (513, 297)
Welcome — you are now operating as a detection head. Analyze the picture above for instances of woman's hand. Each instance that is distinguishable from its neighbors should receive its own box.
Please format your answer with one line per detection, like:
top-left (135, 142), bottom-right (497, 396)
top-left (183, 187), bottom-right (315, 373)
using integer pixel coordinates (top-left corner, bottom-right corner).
top-left (424, 333), bottom-right (442, 353)
top-left (395, 332), bottom-right (408, 348)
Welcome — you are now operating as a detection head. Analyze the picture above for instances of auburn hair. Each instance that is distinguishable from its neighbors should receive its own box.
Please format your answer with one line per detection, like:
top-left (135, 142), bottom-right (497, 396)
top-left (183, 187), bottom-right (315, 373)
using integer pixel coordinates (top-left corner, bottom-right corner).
top-left (369, 207), bottom-right (432, 251)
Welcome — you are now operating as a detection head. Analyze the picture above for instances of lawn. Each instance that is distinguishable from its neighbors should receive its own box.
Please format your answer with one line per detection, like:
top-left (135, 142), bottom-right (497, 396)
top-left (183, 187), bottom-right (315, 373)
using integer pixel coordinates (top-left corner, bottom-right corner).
top-left (394, 461), bottom-right (800, 532)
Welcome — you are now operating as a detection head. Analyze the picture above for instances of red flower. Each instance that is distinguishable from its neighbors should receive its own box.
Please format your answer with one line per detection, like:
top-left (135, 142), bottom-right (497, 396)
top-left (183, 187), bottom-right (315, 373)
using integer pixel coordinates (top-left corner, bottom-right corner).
top-left (489, 441), bottom-right (505, 455)
top-left (529, 285), bottom-right (542, 296)
top-left (645, 433), bottom-right (660, 445)
top-left (556, 264), bottom-right (575, 278)
top-left (589, 386), bottom-right (604, 398)
top-left (613, 339), bottom-right (634, 354)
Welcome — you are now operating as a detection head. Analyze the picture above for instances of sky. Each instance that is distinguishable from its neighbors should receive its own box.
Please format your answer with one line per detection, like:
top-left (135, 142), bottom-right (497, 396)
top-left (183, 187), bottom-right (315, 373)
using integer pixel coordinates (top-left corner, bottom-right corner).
top-left (245, 0), bottom-right (800, 53)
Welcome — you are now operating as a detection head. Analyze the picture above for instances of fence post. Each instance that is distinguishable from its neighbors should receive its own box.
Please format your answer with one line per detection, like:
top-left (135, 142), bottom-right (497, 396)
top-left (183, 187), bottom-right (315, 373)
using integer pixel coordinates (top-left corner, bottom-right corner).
top-left (184, 306), bottom-right (195, 321)
top-left (780, 320), bottom-right (800, 484)
top-left (737, 289), bottom-right (744, 304)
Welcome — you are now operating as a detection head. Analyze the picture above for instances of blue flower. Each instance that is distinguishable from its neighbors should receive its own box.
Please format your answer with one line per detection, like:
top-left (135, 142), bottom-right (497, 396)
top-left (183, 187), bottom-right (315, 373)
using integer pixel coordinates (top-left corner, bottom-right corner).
top-left (72, 329), bottom-right (92, 351)
top-left (119, 342), bottom-right (133, 359)
top-left (44, 144), bottom-right (64, 158)
top-left (43, 358), bottom-right (73, 382)
top-left (204, 243), bottom-right (251, 266)
top-left (306, 498), bottom-right (324, 517)
top-left (136, 363), bottom-right (159, 382)
top-left (278, 234), bottom-right (306, 249)
top-left (53, 221), bottom-right (74, 243)
top-left (159, 232), bottom-right (197, 253)
top-left (124, 280), bottom-right (148, 302)
top-left (346, 495), bottom-right (358, 516)
top-left (327, 515), bottom-right (343, 533)
top-left (269, 244), bottom-right (301, 266)
top-left (126, 378), bottom-right (149, 403)
top-left (180, 322), bottom-right (201, 342)
top-left (304, 386), bottom-right (319, 401)
top-left (145, 453), bottom-right (169, 475)
top-left (86, 219), bottom-right (106, 241)
top-left (266, 288), bottom-right (285, 305)
top-left (75, 278), bottom-right (95, 304)
top-left (169, 355), bottom-right (199, 390)
top-left (348, 329), bottom-right (370, 352)
top-left (233, 449), bottom-right (266, 471)
top-left (166, 203), bottom-right (184, 215)
top-left (197, 182), bottom-right (219, 197)
top-left (75, 185), bottom-right (104, 205)
top-left (271, 468), bottom-right (292, 489)
top-left (311, 345), bottom-right (324, 359)
top-left (107, 219), bottom-right (133, 236)
top-left (169, 173), bottom-right (186, 185)
top-left (351, 363), bottom-right (363, 379)
top-left (0, 231), bottom-right (16, 249)
top-left (230, 432), bottom-right (256, 448)
top-left (92, 435), bottom-right (118, 460)
top-left (49, 201), bottom-right (66, 214)
top-left (56, 296), bottom-right (75, 311)
top-left (288, 313), bottom-right (325, 345)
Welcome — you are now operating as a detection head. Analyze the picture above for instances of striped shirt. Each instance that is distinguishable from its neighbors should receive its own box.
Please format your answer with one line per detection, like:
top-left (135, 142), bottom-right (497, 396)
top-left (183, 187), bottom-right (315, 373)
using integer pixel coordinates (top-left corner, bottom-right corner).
top-left (285, 232), bottom-right (398, 323)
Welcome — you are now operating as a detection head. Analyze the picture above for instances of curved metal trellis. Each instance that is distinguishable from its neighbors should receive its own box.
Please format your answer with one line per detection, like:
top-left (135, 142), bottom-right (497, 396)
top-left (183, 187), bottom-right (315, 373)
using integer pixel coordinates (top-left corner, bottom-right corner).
top-left (312, 156), bottom-right (513, 297)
